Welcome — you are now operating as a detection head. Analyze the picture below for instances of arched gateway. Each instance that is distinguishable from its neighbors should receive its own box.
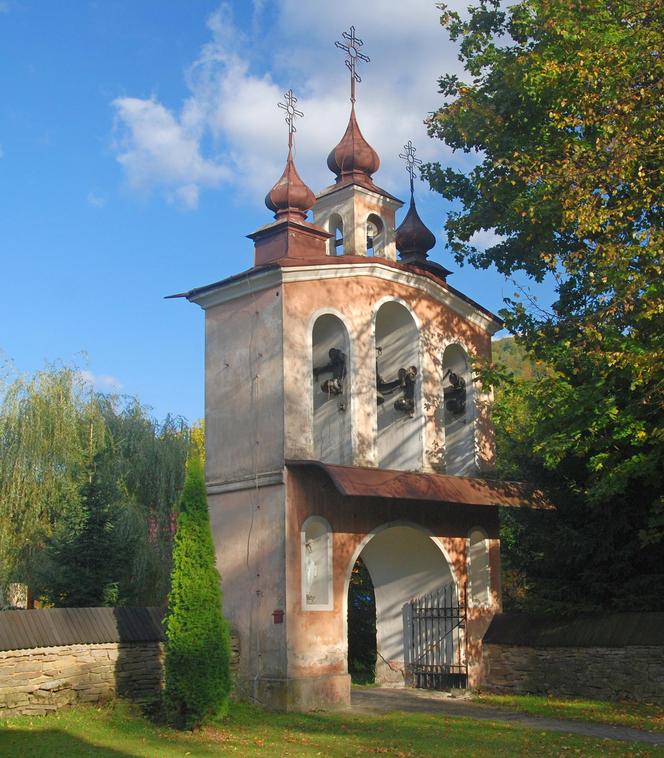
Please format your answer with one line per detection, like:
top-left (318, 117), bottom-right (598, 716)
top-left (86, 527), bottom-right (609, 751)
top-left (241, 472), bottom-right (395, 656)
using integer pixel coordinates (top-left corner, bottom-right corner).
top-left (174, 36), bottom-right (550, 711)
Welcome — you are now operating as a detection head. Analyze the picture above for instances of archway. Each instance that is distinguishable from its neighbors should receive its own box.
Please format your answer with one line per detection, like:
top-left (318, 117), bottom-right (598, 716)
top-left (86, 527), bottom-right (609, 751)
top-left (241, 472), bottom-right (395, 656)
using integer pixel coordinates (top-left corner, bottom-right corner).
top-left (375, 301), bottom-right (422, 470)
top-left (442, 343), bottom-right (475, 475)
top-left (312, 314), bottom-right (351, 464)
top-left (346, 524), bottom-right (455, 685)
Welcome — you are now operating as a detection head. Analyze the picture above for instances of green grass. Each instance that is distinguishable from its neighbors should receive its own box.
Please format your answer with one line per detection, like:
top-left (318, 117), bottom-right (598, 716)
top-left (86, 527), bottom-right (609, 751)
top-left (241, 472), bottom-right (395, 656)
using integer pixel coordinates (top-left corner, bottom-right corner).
top-left (1, 700), bottom-right (662, 757)
top-left (475, 693), bottom-right (664, 733)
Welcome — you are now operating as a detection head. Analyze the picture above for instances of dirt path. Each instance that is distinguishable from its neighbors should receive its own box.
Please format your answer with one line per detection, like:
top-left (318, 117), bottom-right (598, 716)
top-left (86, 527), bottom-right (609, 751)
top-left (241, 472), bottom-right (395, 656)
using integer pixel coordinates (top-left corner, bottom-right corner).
top-left (351, 687), bottom-right (664, 747)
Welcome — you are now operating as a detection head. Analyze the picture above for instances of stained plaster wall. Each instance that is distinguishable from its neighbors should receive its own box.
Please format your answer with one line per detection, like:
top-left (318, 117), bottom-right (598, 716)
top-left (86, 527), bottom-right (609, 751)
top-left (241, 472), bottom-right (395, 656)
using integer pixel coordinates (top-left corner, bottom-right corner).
top-left (204, 284), bottom-right (285, 485)
top-left (285, 466), bottom-right (501, 688)
top-left (281, 270), bottom-right (495, 475)
top-left (208, 485), bottom-right (288, 700)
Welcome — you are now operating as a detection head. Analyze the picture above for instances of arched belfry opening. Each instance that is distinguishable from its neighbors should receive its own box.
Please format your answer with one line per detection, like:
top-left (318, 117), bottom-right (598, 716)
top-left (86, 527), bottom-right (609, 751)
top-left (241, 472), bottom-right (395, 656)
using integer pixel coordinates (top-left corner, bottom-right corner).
top-left (375, 301), bottom-right (422, 470)
top-left (366, 214), bottom-right (385, 257)
top-left (328, 213), bottom-right (344, 256)
top-left (312, 314), bottom-right (351, 464)
top-left (442, 343), bottom-right (475, 475)
top-left (347, 525), bottom-right (456, 685)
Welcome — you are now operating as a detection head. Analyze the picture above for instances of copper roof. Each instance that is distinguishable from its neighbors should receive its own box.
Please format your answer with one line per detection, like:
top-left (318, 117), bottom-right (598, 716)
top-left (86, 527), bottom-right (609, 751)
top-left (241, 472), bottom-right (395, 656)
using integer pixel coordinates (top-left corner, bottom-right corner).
top-left (286, 460), bottom-right (553, 509)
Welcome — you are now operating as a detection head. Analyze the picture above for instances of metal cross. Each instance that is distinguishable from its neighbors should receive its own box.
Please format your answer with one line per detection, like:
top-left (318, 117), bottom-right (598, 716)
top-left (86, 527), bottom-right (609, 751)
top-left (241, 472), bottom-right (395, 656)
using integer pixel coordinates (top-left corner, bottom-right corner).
top-left (335, 26), bottom-right (370, 103)
top-left (399, 140), bottom-right (422, 195)
top-left (277, 89), bottom-right (304, 149)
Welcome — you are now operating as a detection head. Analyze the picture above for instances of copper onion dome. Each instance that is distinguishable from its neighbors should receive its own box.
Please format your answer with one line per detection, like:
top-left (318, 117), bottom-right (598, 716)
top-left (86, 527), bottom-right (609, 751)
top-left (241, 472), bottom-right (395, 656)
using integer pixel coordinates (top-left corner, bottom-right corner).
top-left (265, 148), bottom-right (317, 221)
top-left (327, 105), bottom-right (380, 187)
top-left (396, 197), bottom-right (436, 259)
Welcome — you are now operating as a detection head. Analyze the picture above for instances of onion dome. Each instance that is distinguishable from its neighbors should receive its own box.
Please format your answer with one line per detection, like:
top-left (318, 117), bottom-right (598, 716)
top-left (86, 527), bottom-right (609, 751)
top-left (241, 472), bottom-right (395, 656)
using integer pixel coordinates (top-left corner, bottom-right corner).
top-left (327, 105), bottom-right (380, 187)
top-left (265, 148), bottom-right (316, 221)
top-left (396, 197), bottom-right (436, 260)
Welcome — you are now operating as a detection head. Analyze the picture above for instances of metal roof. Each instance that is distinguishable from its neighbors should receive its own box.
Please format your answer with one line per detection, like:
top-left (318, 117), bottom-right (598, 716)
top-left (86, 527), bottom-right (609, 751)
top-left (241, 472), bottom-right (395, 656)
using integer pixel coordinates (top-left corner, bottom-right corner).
top-left (0, 607), bottom-right (165, 652)
top-left (286, 460), bottom-right (553, 509)
top-left (484, 612), bottom-right (664, 648)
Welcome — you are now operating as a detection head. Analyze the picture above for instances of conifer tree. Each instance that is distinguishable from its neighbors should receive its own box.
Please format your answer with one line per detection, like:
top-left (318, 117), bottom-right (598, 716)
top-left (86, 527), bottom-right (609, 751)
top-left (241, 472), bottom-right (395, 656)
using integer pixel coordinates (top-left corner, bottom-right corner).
top-left (163, 450), bottom-right (231, 729)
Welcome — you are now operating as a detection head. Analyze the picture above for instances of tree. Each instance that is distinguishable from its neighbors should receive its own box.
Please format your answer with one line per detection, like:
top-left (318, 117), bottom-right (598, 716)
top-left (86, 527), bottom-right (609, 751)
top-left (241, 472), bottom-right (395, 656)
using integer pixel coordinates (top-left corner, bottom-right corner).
top-left (163, 450), bottom-right (231, 729)
top-left (0, 363), bottom-right (190, 606)
top-left (425, 0), bottom-right (664, 610)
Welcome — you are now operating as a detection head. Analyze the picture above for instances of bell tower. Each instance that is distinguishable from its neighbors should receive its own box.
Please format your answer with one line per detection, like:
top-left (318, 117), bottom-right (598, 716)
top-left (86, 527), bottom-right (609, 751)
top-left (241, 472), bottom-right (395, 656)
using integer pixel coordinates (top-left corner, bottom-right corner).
top-left (174, 27), bottom-right (550, 713)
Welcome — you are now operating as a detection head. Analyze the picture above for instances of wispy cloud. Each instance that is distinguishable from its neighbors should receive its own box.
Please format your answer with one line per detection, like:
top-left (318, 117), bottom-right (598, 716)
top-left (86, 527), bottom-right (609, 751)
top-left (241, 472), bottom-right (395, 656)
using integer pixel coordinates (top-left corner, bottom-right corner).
top-left (87, 191), bottom-right (106, 208)
top-left (79, 370), bottom-right (123, 393)
top-left (112, 1), bottom-right (469, 209)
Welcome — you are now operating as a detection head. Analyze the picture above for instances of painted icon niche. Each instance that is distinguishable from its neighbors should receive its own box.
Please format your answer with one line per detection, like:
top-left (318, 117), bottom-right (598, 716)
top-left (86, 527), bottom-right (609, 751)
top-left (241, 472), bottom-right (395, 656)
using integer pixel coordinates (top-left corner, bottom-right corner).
top-left (375, 301), bottom-right (422, 470)
top-left (312, 314), bottom-right (352, 464)
top-left (442, 343), bottom-right (475, 475)
top-left (301, 516), bottom-right (333, 611)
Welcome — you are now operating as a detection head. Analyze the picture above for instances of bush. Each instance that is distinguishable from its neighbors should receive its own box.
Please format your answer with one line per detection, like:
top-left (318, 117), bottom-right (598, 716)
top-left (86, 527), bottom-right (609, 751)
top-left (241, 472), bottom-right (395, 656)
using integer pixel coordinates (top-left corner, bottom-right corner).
top-left (163, 452), bottom-right (231, 729)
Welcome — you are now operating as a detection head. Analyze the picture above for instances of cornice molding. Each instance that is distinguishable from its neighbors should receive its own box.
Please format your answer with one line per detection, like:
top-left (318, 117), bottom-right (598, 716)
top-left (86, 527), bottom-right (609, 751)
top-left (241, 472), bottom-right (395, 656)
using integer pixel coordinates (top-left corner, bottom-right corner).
top-left (189, 261), bottom-right (501, 334)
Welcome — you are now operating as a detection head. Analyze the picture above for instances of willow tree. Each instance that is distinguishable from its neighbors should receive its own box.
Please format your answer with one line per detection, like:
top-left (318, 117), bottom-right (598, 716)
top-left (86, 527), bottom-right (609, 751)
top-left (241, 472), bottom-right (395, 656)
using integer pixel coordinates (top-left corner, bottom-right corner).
top-left (0, 364), bottom-right (190, 606)
top-left (0, 367), bottom-right (87, 590)
top-left (425, 0), bottom-right (663, 610)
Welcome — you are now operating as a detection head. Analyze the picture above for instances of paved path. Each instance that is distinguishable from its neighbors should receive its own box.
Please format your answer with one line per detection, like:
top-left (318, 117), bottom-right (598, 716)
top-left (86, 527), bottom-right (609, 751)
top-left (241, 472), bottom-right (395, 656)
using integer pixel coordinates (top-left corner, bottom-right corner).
top-left (351, 687), bottom-right (664, 747)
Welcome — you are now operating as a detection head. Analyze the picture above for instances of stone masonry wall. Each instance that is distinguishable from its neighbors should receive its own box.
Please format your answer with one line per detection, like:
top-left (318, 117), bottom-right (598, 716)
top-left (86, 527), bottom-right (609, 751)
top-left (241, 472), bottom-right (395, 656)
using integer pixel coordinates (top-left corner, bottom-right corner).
top-left (482, 643), bottom-right (664, 703)
top-left (0, 642), bottom-right (163, 718)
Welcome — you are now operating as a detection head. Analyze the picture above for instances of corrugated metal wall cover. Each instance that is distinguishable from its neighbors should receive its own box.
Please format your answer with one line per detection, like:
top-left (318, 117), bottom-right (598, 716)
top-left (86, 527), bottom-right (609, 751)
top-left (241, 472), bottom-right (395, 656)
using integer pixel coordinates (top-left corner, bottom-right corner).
top-left (484, 612), bottom-right (664, 648)
top-left (0, 607), bottom-right (165, 652)
top-left (286, 460), bottom-right (552, 509)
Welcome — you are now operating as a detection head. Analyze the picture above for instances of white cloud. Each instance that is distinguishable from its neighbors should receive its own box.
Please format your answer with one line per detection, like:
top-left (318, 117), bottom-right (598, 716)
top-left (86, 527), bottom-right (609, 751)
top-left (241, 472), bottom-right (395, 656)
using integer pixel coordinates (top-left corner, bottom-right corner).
top-left (469, 229), bottom-right (506, 251)
top-left (87, 191), bottom-right (106, 208)
top-left (112, 1), bottom-right (469, 209)
top-left (79, 370), bottom-right (123, 393)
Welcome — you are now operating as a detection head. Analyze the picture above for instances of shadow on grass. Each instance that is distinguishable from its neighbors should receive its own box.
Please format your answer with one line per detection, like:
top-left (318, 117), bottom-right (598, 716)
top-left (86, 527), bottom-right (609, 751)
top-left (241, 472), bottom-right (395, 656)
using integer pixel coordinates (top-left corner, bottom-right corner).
top-left (0, 729), bottom-right (134, 758)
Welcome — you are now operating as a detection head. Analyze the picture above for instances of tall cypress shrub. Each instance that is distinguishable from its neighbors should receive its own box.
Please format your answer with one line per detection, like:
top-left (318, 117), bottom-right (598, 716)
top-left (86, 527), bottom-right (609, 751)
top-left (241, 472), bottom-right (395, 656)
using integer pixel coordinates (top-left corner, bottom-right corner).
top-left (163, 451), bottom-right (230, 729)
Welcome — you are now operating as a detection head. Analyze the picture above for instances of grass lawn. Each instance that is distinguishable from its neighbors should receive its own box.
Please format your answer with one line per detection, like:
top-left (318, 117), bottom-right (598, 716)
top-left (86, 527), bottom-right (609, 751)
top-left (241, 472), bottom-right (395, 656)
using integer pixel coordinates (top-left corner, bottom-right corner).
top-left (1, 700), bottom-right (663, 757)
top-left (475, 693), bottom-right (664, 733)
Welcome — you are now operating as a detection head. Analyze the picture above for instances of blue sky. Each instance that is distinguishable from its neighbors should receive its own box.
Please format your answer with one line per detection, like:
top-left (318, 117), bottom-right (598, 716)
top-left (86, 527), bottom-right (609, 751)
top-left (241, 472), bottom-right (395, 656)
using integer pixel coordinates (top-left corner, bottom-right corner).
top-left (0, 1), bottom-right (554, 423)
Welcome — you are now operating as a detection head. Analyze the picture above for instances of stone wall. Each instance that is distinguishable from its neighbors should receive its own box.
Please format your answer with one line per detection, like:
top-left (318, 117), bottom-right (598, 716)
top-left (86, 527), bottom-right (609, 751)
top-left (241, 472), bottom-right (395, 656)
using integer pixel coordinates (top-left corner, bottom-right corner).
top-left (0, 641), bottom-right (163, 718)
top-left (481, 612), bottom-right (664, 704)
top-left (482, 644), bottom-right (664, 703)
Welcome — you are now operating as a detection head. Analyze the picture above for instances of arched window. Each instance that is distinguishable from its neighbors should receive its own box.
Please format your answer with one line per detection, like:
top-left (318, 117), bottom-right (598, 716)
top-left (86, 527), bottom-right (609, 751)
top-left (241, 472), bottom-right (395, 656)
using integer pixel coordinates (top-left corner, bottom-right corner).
top-left (375, 301), bottom-right (422, 470)
top-left (442, 343), bottom-right (475, 475)
top-left (301, 516), bottom-right (333, 610)
top-left (467, 528), bottom-right (490, 608)
top-left (329, 214), bottom-right (344, 256)
top-left (312, 314), bottom-right (352, 464)
top-left (366, 214), bottom-right (385, 257)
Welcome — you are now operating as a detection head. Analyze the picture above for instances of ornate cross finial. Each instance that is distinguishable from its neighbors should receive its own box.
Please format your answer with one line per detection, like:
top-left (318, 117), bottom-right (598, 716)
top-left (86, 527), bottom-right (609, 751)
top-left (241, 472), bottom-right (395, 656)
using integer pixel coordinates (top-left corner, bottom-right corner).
top-left (335, 26), bottom-right (370, 104)
top-left (278, 89), bottom-right (304, 150)
top-left (399, 140), bottom-right (422, 195)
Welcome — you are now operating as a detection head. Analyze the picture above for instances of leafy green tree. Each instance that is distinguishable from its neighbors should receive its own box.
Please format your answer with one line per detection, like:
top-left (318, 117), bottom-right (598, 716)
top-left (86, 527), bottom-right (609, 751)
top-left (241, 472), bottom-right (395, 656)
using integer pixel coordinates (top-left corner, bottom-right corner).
top-left (426, 0), bottom-right (664, 611)
top-left (0, 363), bottom-right (190, 606)
top-left (163, 451), bottom-right (231, 729)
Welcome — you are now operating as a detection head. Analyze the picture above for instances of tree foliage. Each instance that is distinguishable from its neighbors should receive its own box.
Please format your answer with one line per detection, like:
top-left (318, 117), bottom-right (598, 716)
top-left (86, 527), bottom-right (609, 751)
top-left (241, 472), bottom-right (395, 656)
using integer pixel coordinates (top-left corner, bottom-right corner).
top-left (426, 0), bottom-right (664, 611)
top-left (0, 364), bottom-right (189, 606)
top-left (163, 451), bottom-right (231, 729)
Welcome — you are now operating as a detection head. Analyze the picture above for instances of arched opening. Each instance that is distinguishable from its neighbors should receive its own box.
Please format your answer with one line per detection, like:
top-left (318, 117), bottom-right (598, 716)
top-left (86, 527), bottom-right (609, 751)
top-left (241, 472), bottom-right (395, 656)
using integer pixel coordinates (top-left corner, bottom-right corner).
top-left (346, 525), bottom-right (455, 685)
top-left (312, 314), bottom-right (351, 464)
top-left (442, 343), bottom-right (475, 475)
top-left (366, 214), bottom-right (385, 257)
top-left (468, 527), bottom-right (491, 608)
top-left (375, 301), bottom-right (422, 470)
top-left (329, 213), bottom-right (344, 256)
top-left (301, 516), bottom-right (333, 610)
top-left (347, 556), bottom-right (377, 683)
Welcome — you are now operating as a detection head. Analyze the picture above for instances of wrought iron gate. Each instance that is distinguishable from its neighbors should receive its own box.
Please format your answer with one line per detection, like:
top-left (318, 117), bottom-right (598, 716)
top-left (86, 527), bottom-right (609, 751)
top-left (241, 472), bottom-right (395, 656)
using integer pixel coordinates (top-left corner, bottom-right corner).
top-left (403, 582), bottom-right (467, 690)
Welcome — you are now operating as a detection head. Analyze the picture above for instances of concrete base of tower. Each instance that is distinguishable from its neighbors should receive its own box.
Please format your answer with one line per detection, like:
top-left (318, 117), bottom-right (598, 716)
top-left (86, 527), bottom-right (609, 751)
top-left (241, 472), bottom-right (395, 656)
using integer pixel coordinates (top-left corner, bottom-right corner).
top-left (234, 673), bottom-right (351, 712)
